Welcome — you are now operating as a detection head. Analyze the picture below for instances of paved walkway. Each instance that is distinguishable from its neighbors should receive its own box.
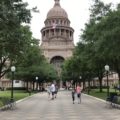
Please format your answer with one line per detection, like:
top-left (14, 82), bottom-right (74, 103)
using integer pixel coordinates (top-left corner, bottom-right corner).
top-left (0, 91), bottom-right (120, 120)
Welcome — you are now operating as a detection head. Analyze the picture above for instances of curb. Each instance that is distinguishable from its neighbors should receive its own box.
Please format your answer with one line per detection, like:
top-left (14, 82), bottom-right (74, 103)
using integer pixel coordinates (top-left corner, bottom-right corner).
top-left (84, 93), bottom-right (120, 109)
top-left (83, 93), bottom-right (106, 103)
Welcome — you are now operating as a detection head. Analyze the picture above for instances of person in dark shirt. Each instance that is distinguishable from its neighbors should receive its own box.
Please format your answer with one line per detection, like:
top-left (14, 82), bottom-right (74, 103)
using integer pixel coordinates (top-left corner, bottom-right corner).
top-left (54, 84), bottom-right (59, 98)
top-left (71, 89), bottom-right (76, 104)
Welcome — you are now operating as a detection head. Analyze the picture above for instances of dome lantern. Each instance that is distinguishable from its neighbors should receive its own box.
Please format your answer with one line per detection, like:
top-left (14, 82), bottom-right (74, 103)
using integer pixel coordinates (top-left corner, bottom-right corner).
top-left (54, 0), bottom-right (60, 7)
top-left (47, 0), bottom-right (68, 19)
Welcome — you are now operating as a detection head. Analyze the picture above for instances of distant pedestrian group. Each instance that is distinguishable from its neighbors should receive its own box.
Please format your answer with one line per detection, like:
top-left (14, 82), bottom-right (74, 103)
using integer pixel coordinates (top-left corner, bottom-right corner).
top-left (72, 84), bottom-right (82, 104)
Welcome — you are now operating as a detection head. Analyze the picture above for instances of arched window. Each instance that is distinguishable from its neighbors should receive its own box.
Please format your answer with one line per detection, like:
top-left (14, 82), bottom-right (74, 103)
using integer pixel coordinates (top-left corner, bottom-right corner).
top-left (50, 56), bottom-right (64, 75)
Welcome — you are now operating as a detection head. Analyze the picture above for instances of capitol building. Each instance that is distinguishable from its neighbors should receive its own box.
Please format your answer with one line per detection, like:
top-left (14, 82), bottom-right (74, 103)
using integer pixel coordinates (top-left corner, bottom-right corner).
top-left (40, 0), bottom-right (74, 76)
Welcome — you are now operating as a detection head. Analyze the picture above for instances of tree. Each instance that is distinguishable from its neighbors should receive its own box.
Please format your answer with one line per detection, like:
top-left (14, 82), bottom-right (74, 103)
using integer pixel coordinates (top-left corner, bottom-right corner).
top-left (93, 6), bottom-right (120, 87)
top-left (61, 43), bottom-right (94, 89)
top-left (80, 1), bottom-right (120, 92)
top-left (90, 0), bottom-right (111, 22)
top-left (78, 0), bottom-right (113, 92)
top-left (12, 40), bottom-right (58, 90)
top-left (0, 0), bottom-right (31, 78)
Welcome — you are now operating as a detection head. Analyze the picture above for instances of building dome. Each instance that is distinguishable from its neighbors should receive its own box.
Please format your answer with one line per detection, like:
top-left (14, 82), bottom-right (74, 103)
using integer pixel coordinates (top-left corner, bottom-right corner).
top-left (47, 0), bottom-right (68, 19)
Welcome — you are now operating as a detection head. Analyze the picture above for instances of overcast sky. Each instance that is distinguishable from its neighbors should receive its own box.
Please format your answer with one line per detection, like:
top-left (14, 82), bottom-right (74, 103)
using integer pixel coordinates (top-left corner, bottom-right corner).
top-left (23, 0), bottom-right (120, 44)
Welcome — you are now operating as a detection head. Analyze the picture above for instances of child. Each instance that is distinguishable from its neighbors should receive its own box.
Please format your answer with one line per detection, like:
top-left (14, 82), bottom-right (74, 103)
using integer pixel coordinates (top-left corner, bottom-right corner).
top-left (71, 89), bottom-right (75, 104)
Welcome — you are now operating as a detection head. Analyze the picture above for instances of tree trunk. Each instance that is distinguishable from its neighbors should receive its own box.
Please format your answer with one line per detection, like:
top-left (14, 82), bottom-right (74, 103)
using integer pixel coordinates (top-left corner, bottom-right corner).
top-left (88, 80), bottom-right (91, 94)
top-left (33, 81), bottom-right (35, 91)
top-left (26, 80), bottom-right (28, 90)
top-left (118, 72), bottom-right (120, 92)
top-left (83, 80), bottom-right (85, 91)
top-left (99, 77), bottom-right (103, 92)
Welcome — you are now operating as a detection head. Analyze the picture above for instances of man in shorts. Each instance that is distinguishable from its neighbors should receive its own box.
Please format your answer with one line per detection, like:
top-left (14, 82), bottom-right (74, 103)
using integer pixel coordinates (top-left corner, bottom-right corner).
top-left (50, 83), bottom-right (55, 100)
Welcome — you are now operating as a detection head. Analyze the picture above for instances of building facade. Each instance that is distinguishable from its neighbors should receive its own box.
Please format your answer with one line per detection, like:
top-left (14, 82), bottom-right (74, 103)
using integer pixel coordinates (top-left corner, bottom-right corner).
top-left (40, 0), bottom-right (74, 76)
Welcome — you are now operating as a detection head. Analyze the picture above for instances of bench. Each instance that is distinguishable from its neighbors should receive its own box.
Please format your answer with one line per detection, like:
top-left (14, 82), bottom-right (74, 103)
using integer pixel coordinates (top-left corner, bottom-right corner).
top-left (106, 92), bottom-right (120, 109)
top-left (0, 97), bottom-right (16, 111)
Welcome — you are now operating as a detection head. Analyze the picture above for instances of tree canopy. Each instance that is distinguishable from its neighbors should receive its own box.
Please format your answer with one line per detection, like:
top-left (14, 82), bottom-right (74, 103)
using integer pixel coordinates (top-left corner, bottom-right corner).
top-left (0, 0), bottom-right (32, 78)
top-left (61, 0), bottom-right (120, 91)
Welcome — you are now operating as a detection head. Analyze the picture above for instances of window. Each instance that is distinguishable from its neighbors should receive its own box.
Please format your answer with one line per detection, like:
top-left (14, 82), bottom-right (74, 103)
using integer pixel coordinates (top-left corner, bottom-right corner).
top-left (15, 80), bottom-right (19, 83)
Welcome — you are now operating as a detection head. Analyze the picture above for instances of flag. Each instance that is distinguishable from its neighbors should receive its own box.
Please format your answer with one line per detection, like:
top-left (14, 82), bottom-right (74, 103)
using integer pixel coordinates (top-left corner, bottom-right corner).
top-left (32, 6), bottom-right (40, 13)
top-left (52, 23), bottom-right (57, 29)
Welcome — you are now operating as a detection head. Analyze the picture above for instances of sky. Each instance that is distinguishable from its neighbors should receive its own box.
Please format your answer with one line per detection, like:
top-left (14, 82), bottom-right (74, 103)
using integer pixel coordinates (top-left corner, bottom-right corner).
top-left (23, 0), bottom-right (120, 45)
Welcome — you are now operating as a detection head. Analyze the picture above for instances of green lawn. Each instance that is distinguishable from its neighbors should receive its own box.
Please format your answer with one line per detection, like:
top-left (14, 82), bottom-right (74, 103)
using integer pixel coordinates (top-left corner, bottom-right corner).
top-left (0, 90), bottom-right (32, 100)
top-left (87, 89), bottom-right (107, 100)
top-left (0, 90), bottom-right (34, 107)
top-left (86, 88), bottom-right (120, 100)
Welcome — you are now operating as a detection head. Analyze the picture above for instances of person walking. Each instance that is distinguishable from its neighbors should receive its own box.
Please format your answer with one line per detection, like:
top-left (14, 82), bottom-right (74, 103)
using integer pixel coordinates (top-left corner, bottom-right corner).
top-left (46, 84), bottom-right (51, 98)
top-left (76, 84), bottom-right (82, 104)
top-left (71, 88), bottom-right (76, 104)
top-left (54, 84), bottom-right (59, 98)
top-left (50, 83), bottom-right (55, 100)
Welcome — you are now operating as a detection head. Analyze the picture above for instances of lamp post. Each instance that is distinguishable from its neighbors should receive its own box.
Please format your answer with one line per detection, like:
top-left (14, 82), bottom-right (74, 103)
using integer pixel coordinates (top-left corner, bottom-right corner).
top-left (36, 76), bottom-right (38, 91)
top-left (79, 76), bottom-right (82, 85)
top-left (104, 65), bottom-right (110, 97)
top-left (11, 66), bottom-right (16, 102)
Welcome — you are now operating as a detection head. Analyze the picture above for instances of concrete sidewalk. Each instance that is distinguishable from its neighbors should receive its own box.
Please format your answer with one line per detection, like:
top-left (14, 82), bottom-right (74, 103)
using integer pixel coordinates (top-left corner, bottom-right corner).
top-left (0, 91), bottom-right (120, 120)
